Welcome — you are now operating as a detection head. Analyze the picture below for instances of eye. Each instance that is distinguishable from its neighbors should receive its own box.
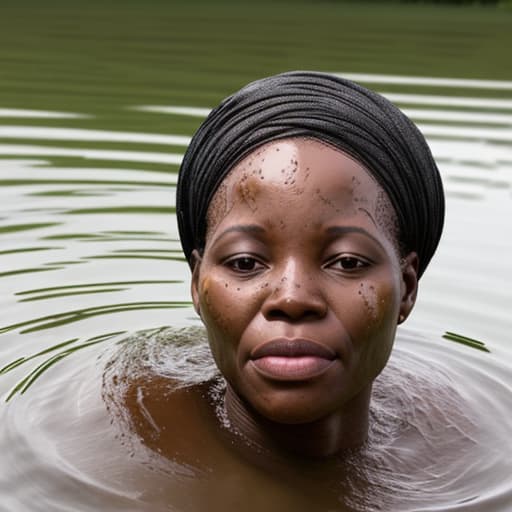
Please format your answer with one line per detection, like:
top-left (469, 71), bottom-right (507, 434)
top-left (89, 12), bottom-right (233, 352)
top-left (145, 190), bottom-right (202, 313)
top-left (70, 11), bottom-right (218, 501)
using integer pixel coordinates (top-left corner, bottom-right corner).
top-left (225, 255), bottom-right (266, 274)
top-left (325, 255), bottom-right (370, 272)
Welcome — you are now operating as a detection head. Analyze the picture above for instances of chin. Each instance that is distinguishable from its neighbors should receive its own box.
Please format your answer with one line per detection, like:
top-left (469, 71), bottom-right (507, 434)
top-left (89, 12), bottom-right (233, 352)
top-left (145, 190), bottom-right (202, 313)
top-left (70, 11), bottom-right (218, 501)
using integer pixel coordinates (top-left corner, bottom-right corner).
top-left (249, 393), bottom-right (337, 426)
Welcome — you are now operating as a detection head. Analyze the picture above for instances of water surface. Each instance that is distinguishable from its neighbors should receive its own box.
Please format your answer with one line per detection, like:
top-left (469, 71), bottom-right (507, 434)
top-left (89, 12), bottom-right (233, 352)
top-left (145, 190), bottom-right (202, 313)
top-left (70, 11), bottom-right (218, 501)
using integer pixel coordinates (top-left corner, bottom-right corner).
top-left (1, 3), bottom-right (512, 510)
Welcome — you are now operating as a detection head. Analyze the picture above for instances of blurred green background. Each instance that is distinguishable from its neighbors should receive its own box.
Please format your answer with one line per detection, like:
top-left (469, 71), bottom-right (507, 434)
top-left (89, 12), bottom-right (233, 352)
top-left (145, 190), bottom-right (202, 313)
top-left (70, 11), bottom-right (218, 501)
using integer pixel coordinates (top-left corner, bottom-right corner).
top-left (1, 0), bottom-right (511, 135)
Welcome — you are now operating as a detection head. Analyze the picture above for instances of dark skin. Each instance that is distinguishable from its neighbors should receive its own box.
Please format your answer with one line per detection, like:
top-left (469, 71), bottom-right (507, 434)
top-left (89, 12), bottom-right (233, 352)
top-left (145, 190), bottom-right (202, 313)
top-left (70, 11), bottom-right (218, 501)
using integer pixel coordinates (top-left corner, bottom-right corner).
top-left (105, 138), bottom-right (420, 510)
top-left (191, 138), bottom-right (418, 458)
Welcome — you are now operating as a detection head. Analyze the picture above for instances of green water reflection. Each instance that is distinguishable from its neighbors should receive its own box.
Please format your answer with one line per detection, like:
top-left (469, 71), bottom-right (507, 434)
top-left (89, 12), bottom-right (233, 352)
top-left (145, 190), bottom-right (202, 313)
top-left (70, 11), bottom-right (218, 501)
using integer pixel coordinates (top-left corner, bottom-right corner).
top-left (1, 0), bottom-right (512, 132)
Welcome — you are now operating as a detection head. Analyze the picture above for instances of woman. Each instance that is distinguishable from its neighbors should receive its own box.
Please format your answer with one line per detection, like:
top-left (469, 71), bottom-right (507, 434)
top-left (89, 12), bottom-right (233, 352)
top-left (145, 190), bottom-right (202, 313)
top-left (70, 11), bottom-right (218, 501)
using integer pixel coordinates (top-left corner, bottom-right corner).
top-left (176, 69), bottom-right (443, 455)
top-left (105, 72), bottom-right (465, 511)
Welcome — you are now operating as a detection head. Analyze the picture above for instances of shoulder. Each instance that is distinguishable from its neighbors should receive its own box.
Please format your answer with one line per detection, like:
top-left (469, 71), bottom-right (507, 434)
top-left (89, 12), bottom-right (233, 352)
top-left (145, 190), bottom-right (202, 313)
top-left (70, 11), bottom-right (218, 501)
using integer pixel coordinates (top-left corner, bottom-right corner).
top-left (102, 325), bottom-right (223, 467)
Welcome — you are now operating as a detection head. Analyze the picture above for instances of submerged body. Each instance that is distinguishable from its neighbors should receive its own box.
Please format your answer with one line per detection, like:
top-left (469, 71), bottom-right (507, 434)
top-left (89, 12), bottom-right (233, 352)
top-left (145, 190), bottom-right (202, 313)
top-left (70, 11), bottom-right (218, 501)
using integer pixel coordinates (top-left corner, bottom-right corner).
top-left (105, 72), bottom-right (447, 509)
top-left (100, 326), bottom-right (480, 512)
top-left (98, 138), bottom-right (464, 511)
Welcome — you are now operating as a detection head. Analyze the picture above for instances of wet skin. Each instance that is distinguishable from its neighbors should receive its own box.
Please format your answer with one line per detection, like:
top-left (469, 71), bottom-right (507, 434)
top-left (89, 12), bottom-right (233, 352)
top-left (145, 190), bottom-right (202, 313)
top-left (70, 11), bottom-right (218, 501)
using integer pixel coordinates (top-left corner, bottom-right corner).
top-left (192, 138), bottom-right (418, 457)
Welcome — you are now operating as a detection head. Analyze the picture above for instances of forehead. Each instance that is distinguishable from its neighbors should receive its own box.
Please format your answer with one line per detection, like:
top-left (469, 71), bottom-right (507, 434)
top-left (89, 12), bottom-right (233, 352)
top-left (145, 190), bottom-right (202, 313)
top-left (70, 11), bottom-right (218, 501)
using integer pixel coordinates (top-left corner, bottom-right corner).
top-left (206, 138), bottom-right (393, 233)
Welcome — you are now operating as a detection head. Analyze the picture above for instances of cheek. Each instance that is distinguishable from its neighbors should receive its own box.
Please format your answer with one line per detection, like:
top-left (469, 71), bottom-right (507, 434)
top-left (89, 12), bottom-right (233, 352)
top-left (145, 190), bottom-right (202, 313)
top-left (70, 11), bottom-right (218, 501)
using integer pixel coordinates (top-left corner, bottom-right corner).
top-left (354, 278), bottom-right (400, 378)
top-left (198, 275), bottom-right (232, 336)
top-left (197, 273), bottom-right (262, 365)
top-left (358, 279), bottom-right (399, 332)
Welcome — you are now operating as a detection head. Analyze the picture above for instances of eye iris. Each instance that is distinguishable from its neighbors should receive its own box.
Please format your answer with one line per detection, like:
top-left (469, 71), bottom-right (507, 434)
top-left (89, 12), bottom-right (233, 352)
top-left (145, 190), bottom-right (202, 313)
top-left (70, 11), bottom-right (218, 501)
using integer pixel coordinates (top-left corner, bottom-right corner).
top-left (340, 257), bottom-right (358, 269)
top-left (236, 257), bottom-right (255, 271)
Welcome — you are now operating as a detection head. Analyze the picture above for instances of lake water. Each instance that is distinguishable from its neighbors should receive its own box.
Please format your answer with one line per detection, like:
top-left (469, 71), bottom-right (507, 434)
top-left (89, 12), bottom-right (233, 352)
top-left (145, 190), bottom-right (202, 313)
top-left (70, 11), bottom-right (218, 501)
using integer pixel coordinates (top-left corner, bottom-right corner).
top-left (1, 15), bottom-right (512, 508)
top-left (1, 71), bottom-right (511, 511)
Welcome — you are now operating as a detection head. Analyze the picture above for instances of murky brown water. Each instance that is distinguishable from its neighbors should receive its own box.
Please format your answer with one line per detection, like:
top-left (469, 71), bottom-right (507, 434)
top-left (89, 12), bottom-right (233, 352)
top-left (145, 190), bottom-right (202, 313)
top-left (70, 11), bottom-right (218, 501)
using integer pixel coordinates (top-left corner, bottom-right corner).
top-left (1, 73), bottom-right (512, 511)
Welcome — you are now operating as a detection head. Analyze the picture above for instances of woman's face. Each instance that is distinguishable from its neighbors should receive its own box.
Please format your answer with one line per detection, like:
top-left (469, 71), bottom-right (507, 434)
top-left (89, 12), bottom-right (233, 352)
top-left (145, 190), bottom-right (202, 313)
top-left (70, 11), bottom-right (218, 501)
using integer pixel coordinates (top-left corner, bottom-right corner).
top-left (192, 138), bottom-right (418, 425)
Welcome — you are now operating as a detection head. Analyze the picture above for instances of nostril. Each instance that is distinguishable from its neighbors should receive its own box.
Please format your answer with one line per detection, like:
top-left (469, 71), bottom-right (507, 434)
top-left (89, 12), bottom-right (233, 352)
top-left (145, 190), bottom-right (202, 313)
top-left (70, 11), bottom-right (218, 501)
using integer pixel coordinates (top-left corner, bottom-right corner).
top-left (265, 305), bottom-right (325, 322)
top-left (266, 308), bottom-right (290, 321)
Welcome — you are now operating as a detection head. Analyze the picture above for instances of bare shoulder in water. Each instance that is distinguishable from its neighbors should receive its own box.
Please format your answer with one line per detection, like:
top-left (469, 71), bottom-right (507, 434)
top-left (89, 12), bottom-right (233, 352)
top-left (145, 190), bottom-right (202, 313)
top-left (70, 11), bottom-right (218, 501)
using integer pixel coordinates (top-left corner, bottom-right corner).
top-left (102, 326), bottom-right (479, 512)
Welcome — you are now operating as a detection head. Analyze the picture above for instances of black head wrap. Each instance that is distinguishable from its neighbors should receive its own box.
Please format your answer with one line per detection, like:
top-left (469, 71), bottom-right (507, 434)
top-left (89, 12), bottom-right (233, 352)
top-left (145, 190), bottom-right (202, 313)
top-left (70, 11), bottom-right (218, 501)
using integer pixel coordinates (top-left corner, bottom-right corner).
top-left (176, 71), bottom-right (444, 278)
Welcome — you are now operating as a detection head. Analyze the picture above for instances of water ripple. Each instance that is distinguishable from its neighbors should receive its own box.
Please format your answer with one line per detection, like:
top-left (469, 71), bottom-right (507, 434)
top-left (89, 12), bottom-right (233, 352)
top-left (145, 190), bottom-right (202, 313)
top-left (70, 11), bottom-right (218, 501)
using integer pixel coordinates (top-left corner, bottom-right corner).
top-left (1, 327), bottom-right (510, 511)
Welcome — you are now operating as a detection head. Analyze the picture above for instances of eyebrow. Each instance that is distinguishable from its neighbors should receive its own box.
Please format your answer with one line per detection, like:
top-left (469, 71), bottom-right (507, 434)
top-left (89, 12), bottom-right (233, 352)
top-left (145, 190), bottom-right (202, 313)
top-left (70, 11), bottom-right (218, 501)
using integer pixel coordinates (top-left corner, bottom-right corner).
top-left (325, 226), bottom-right (385, 250)
top-left (212, 224), bottom-right (266, 244)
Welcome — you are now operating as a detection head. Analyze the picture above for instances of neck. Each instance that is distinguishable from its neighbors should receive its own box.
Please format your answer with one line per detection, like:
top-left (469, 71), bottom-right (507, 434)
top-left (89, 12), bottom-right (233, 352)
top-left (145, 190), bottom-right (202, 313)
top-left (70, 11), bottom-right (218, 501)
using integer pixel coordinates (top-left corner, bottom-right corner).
top-left (223, 384), bottom-right (372, 460)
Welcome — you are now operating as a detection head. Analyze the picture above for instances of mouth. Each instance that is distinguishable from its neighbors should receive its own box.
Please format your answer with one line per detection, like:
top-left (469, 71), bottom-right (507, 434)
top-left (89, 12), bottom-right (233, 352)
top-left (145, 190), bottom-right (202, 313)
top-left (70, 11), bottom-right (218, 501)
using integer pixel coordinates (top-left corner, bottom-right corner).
top-left (249, 338), bottom-right (337, 381)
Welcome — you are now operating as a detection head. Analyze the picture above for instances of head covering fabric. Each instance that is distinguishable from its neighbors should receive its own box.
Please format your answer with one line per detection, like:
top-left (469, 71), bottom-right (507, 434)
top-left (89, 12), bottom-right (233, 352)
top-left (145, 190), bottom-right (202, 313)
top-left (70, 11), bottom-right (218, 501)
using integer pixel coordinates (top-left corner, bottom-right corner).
top-left (176, 71), bottom-right (444, 278)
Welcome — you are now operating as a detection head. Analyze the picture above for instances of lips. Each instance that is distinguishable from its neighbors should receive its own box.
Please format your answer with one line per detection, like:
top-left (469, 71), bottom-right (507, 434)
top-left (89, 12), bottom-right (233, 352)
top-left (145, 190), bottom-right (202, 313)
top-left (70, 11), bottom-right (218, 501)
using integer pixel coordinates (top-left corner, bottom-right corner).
top-left (249, 338), bottom-right (337, 381)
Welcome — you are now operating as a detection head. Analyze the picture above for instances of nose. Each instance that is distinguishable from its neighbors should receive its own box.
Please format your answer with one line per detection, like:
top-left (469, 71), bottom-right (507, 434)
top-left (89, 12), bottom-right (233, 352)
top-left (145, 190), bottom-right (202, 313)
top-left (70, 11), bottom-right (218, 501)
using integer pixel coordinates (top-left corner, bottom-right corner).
top-left (261, 260), bottom-right (328, 322)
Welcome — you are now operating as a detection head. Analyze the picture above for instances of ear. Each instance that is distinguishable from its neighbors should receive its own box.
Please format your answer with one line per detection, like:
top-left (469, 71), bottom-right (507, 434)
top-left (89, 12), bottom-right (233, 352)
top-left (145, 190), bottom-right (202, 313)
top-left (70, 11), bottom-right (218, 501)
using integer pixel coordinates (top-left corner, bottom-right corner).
top-left (190, 249), bottom-right (202, 318)
top-left (398, 251), bottom-right (419, 324)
